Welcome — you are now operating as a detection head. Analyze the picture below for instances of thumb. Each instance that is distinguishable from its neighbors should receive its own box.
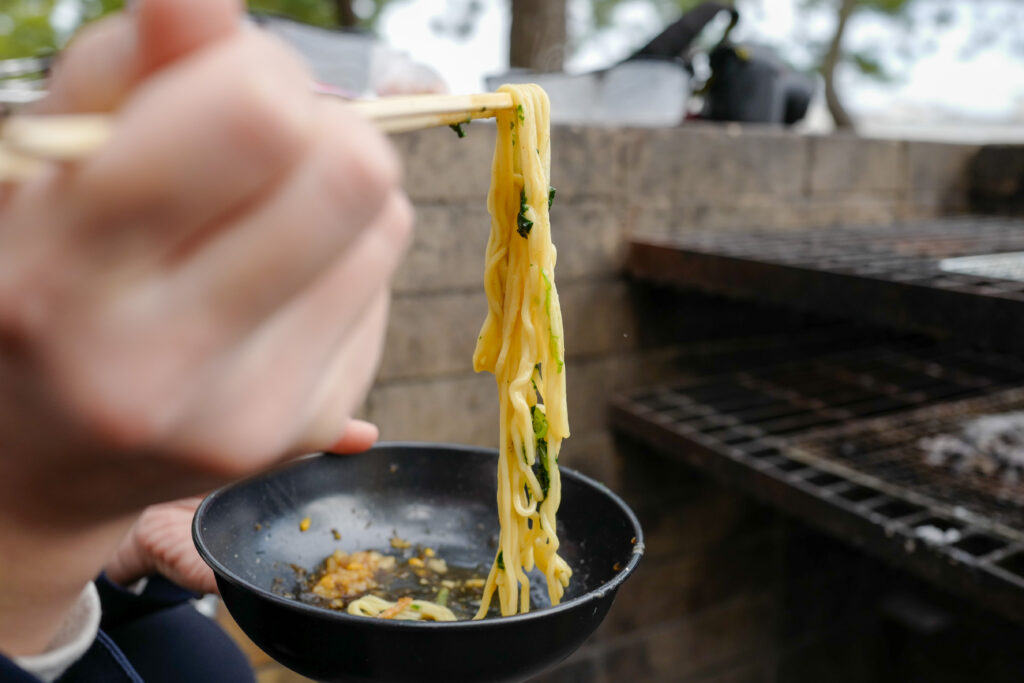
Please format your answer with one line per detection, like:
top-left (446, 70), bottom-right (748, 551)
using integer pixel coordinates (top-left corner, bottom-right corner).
top-left (41, 0), bottom-right (242, 114)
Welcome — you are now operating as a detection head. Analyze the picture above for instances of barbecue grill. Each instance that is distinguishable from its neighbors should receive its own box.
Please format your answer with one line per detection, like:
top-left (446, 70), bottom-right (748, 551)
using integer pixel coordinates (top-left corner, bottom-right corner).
top-left (627, 216), bottom-right (1024, 353)
top-left (613, 217), bottom-right (1024, 624)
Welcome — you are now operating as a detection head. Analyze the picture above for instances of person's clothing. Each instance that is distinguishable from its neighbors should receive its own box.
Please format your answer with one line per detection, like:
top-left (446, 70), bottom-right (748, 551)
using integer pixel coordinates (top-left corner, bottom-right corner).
top-left (0, 576), bottom-right (254, 683)
top-left (12, 584), bottom-right (101, 682)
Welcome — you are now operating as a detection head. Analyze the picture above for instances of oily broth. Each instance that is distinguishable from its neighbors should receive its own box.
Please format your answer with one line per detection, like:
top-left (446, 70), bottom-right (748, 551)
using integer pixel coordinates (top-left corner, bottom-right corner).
top-left (293, 546), bottom-right (501, 621)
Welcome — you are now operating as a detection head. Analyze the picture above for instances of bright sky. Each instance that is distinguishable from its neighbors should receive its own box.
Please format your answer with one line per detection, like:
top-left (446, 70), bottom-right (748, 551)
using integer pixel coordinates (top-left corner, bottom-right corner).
top-left (378, 0), bottom-right (1024, 135)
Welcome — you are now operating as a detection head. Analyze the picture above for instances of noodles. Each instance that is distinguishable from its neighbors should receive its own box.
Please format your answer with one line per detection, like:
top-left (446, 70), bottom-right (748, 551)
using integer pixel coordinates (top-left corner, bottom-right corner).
top-left (347, 595), bottom-right (457, 622)
top-left (473, 84), bottom-right (572, 618)
top-left (301, 546), bottom-right (478, 620)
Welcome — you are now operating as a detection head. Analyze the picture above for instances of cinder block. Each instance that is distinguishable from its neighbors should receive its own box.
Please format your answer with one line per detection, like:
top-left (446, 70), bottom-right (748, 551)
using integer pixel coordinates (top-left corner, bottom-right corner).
top-left (395, 125), bottom-right (496, 203)
top-left (394, 203), bottom-right (491, 294)
top-left (550, 200), bottom-right (626, 282)
top-left (629, 126), bottom-right (809, 208)
top-left (808, 134), bottom-right (907, 199)
top-left (802, 199), bottom-right (902, 227)
top-left (626, 128), bottom-right (679, 208)
top-left (364, 372), bottom-right (498, 446)
top-left (550, 126), bottom-right (634, 201)
top-left (561, 279), bottom-right (640, 358)
top-left (383, 278), bottom-right (639, 383)
top-left (396, 199), bottom-right (623, 294)
top-left (367, 347), bottom-right (687, 446)
top-left (906, 140), bottom-right (978, 209)
top-left (556, 430), bottom-right (621, 490)
top-left (378, 290), bottom-right (486, 382)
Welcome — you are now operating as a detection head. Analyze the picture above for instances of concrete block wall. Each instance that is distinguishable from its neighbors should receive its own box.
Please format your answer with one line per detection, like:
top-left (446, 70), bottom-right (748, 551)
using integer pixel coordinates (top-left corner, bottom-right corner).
top-left (357, 123), bottom-right (981, 683)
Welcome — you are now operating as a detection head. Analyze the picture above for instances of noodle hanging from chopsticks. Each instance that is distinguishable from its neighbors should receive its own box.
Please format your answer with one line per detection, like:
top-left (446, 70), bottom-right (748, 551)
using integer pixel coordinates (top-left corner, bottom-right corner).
top-left (472, 84), bottom-right (571, 618)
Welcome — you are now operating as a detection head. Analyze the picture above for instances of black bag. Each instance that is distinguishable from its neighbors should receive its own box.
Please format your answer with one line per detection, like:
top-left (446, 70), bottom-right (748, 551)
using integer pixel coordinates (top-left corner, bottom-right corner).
top-left (625, 1), bottom-right (814, 126)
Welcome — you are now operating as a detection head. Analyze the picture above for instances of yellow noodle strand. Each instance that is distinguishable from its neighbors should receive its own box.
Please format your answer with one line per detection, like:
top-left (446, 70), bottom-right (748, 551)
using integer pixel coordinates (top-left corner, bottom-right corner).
top-left (347, 595), bottom-right (457, 622)
top-left (473, 84), bottom-right (571, 619)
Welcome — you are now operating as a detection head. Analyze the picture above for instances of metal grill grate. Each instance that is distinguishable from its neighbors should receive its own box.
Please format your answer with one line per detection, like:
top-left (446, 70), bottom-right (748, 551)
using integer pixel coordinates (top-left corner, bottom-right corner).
top-left (789, 389), bottom-right (1024, 538)
top-left (611, 337), bottom-right (1024, 621)
top-left (627, 217), bottom-right (1024, 354)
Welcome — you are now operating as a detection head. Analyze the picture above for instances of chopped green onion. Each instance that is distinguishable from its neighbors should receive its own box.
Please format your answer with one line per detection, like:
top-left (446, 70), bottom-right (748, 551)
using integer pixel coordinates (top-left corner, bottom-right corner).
top-left (517, 189), bottom-right (533, 238)
top-left (531, 405), bottom-right (548, 440)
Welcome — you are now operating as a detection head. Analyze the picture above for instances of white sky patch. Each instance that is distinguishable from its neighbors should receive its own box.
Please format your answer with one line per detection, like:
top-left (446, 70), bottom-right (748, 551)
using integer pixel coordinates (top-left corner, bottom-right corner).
top-left (378, 0), bottom-right (509, 93)
top-left (51, 0), bottom-right (82, 42)
top-left (378, 0), bottom-right (1024, 129)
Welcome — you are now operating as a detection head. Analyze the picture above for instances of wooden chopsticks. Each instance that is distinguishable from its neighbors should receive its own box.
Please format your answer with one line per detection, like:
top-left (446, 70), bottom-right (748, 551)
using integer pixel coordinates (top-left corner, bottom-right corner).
top-left (0, 91), bottom-right (514, 181)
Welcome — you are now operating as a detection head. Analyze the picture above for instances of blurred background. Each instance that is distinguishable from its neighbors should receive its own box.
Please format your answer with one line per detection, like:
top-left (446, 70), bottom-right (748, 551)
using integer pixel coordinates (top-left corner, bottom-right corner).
top-left (4, 0), bottom-right (1024, 140)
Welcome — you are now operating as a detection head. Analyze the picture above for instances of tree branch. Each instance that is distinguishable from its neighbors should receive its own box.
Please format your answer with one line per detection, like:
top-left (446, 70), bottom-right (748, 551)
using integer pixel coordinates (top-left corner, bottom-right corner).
top-left (821, 0), bottom-right (858, 130)
top-left (334, 0), bottom-right (358, 27)
top-left (509, 0), bottom-right (567, 72)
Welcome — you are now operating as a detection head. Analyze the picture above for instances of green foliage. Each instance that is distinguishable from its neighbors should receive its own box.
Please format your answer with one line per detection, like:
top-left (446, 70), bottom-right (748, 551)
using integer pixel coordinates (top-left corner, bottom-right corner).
top-left (0, 0), bottom-right (402, 62)
top-left (0, 0), bottom-right (125, 59)
top-left (850, 50), bottom-right (890, 80)
top-left (799, 0), bottom-right (909, 11)
top-left (860, 0), bottom-right (911, 16)
top-left (248, 0), bottom-right (338, 27)
top-left (0, 0), bottom-right (60, 59)
top-left (248, 0), bottom-right (404, 29)
top-left (795, 0), bottom-right (925, 82)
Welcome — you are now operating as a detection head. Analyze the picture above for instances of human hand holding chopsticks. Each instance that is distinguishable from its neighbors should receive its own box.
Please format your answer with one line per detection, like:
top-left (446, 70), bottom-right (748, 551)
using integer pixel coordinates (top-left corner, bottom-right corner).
top-left (0, 0), bottom-right (410, 661)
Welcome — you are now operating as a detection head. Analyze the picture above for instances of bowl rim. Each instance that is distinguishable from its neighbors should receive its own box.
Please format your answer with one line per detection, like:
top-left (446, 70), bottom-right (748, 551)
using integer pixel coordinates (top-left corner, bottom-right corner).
top-left (192, 441), bottom-right (645, 630)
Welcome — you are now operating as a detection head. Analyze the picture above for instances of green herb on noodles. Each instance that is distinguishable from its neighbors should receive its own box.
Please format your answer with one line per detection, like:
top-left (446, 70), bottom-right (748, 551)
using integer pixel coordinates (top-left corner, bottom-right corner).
top-left (541, 270), bottom-right (564, 372)
top-left (517, 189), bottom-right (533, 237)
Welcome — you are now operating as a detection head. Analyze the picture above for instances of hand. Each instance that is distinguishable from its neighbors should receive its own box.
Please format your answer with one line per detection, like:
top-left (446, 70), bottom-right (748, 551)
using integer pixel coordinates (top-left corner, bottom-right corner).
top-left (106, 498), bottom-right (218, 595)
top-left (0, 0), bottom-right (411, 525)
top-left (0, 0), bottom-right (410, 656)
top-left (104, 420), bottom-right (380, 595)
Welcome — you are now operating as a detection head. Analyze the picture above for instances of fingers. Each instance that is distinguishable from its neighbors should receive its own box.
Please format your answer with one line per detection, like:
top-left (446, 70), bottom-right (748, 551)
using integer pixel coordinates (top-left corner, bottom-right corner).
top-left (40, 0), bottom-right (242, 114)
top-left (104, 511), bottom-right (150, 587)
top-left (330, 419), bottom-right (380, 454)
top-left (128, 498), bottom-right (219, 595)
top-left (170, 190), bottom-right (410, 471)
top-left (163, 124), bottom-right (403, 346)
top-left (70, 29), bottom-right (313, 251)
top-left (37, 14), bottom-right (137, 113)
top-left (293, 292), bottom-right (392, 454)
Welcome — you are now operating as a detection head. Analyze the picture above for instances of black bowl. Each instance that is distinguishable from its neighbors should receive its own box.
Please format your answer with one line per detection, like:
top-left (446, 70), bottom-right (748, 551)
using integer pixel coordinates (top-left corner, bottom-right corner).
top-left (193, 442), bottom-right (643, 683)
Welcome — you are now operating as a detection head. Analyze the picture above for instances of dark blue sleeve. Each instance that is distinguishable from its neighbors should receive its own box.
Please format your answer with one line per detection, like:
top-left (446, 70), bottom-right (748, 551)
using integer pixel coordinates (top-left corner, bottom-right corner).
top-left (95, 575), bottom-right (254, 683)
top-left (94, 574), bottom-right (198, 631)
top-left (1, 576), bottom-right (253, 683)
top-left (0, 654), bottom-right (49, 683)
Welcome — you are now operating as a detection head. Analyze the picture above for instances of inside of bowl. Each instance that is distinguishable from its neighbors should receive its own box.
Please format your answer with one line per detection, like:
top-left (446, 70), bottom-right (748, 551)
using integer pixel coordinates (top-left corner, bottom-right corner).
top-left (197, 443), bottom-right (638, 612)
